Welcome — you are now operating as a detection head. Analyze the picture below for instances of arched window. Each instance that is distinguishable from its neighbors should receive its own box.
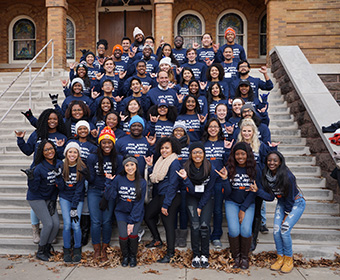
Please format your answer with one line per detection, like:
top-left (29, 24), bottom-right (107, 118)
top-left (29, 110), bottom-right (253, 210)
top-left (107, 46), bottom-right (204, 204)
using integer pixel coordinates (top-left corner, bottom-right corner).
top-left (66, 18), bottom-right (76, 60)
top-left (175, 12), bottom-right (204, 49)
top-left (10, 17), bottom-right (36, 61)
top-left (259, 13), bottom-right (267, 56)
top-left (217, 11), bottom-right (246, 47)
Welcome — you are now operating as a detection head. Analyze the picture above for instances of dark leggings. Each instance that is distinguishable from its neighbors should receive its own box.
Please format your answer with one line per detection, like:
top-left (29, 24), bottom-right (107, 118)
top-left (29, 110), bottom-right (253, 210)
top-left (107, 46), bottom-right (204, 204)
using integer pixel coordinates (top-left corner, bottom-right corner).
top-left (144, 193), bottom-right (181, 255)
top-left (117, 220), bottom-right (141, 238)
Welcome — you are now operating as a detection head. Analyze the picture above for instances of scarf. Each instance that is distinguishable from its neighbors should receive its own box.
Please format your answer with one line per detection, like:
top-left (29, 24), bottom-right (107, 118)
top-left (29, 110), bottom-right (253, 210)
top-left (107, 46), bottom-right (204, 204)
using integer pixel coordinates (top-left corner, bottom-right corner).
top-left (265, 170), bottom-right (278, 192)
top-left (188, 162), bottom-right (209, 186)
top-left (178, 135), bottom-right (188, 149)
top-left (149, 153), bottom-right (178, 183)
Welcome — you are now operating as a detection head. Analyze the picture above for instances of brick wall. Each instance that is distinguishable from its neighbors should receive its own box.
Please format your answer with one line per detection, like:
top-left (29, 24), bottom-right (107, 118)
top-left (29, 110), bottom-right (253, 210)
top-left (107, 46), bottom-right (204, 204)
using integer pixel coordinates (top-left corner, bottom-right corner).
top-left (267, 0), bottom-right (340, 64)
top-left (318, 74), bottom-right (340, 103)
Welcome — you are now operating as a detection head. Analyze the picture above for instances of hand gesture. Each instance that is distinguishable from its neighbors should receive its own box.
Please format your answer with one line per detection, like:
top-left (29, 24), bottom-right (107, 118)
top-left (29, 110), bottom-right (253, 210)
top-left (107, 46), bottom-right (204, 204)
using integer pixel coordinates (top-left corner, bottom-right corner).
top-left (119, 71), bottom-right (127, 80)
top-left (176, 67), bottom-right (183, 75)
top-left (60, 78), bottom-right (69, 87)
top-left (21, 109), bottom-right (33, 119)
top-left (114, 95), bottom-right (123, 103)
top-left (247, 181), bottom-right (258, 193)
top-left (149, 114), bottom-right (160, 123)
top-left (224, 139), bottom-right (234, 149)
top-left (15, 130), bottom-right (26, 138)
top-left (215, 166), bottom-right (228, 180)
top-left (91, 127), bottom-right (100, 138)
top-left (161, 207), bottom-right (168, 216)
top-left (228, 98), bottom-right (233, 105)
top-left (197, 113), bottom-right (208, 123)
top-left (70, 209), bottom-right (79, 223)
top-left (192, 42), bottom-right (200, 49)
top-left (268, 141), bottom-right (280, 148)
top-left (49, 93), bottom-right (58, 106)
top-left (144, 155), bottom-right (153, 166)
top-left (119, 112), bottom-right (128, 121)
top-left (141, 85), bottom-right (151, 94)
top-left (212, 43), bottom-right (220, 53)
top-left (95, 72), bottom-right (104, 81)
top-left (55, 138), bottom-right (65, 147)
top-left (176, 93), bottom-right (184, 103)
top-left (257, 104), bottom-right (268, 114)
top-left (205, 59), bottom-right (214, 67)
top-left (176, 169), bottom-right (187, 180)
top-left (238, 210), bottom-right (245, 224)
top-left (150, 73), bottom-right (157, 78)
top-left (69, 62), bottom-right (76, 70)
top-left (225, 124), bottom-right (235, 135)
top-left (98, 58), bottom-right (104, 66)
top-left (199, 81), bottom-right (207, 90)
top-left (168, 82), bottom-right (175, 89)
top-left (91, 87), bottom-right (100, 100)
top-left (127, 224), bottom-right (134, 236)
top-left (197, 208), bottom-right (202, 217)
top-left (146, 133), bottom-right (157, 146)
top-left (105, 173), bottom-right (116, 180)
top-left (260, 92), bottom-right (270, 104)
top-left (259, 65), bottom-right (268, 75)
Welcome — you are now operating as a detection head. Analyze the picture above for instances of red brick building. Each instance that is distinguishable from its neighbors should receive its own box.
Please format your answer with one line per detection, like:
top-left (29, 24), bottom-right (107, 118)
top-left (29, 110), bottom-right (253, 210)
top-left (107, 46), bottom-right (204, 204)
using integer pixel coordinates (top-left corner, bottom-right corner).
top-left (0, 0), bottom-right (339, 70)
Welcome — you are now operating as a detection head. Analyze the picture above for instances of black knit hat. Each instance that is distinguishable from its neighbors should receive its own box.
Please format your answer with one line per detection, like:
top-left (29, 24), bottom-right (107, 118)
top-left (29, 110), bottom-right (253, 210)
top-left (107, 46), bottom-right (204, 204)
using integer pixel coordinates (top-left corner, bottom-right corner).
top-left (189, 142), bottom-right (205, 154)
top-left (233, 142), bottom-right (248, 153)
top-left (85, 51), bottom-right (95, 59)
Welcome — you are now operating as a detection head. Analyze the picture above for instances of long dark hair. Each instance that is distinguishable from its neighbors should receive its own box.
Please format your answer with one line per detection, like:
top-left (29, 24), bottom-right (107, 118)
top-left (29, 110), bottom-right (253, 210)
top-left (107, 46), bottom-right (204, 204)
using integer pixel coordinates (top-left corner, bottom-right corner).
top-left (261, 151), bottom-right (292, 197)
top-left (120, 155), bottom-right (142, 200)
top-left (226, 142), bottom-right (256, 180)
top-left (206, 82), bottom-right (226, 105)
top-left (155, 136), bottom-right (182, 155)
top-left (188, 79), bottom-right (200, 98)
top-left (97, 140), bottom-right (117, 176)
top-left (75, 63), bottom-right (91, 88)
top-left (64, 100), bottom-right (91, 120)
top-left (96, 97), bottom-right (114, 121)
top-left (157, 43), bottom-right (180, 67)
top-left (235, 84), bottom-right (255, 102)
top-left (36, 108), bottom-right (67, 140)
top-left (35, 140), bottom-right (57, 166)
top-left (123, 98), bottom-right (144, 118)
top-left (179, 67), bottom-right (195, 87)
top-left (179, 94), bottom-right (201, 115)
top-left (147, 104), bottom-right (177, 123)
top-left (183, 147), bottom-right (211, 179)
top-left (201, 118), bottom-right (224, 142)
top-left (105, 111), bottom-right (121, 129)
top-left (206, 63), bottom-right (224, 81)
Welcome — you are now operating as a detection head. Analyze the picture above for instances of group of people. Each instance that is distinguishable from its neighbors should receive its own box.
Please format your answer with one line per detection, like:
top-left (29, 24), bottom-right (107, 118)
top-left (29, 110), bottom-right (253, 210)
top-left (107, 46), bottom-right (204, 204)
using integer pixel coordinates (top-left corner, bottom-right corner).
top-left (15, 26), bottom-right (305, 273)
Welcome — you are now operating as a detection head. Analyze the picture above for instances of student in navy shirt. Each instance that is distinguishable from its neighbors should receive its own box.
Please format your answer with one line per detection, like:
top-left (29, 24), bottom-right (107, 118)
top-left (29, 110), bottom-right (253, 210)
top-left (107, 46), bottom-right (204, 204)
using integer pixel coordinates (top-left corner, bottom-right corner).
top-left (93, 39), bottom-right (108, 69)
top-left (91, 97), bottom-right (114, 129)
top-left (181, 48), bottom-right (207, 82)
top-left (128, 44), bottom-right (159, 77)
top-left (172, 35), bottom-right (187, 65)
top-left (215, 103), bottom-right (233, 138)
top-left (56, 142), bottom-right (86, 263)
top-left (224, 142), bottom-right (261, 269)
top-left (206, 82), bottom-right (229, 117)
top-left (220, 45), bottom-right (238, 86)
top-left (204, 63), bottom-right (229, 98)
top-left (98, 111), bottom-right (125, 142)
top-left (119, 99), bottom-right (147, 134)
top-left (177, 94), bottom-right (207, 142)
top-left (27, 140), bottom-right (62, 261)
top-left (144, 137), bottom-right (182, 263)
top-left (187, 79), bottom-right (208, 116)
top-left (174, 67), bottom-right (195, 96)
top-left (82, 51), bottom-right (101, 80)
top-left (176, 142), bottom-right (228, 269)
top-left (112, 44), bottom-right (127, 75)
top-left (131, 27), bottom-right (145, 54)
top-left (121, 37), bottom-right (132, 64)
top-left (215, 27), bottom-right (246, 64)
top-left (157, 43), bottom-right (180, 69)
top-left (67, 63), bottom-right (92, 97)
top-left (228, 98), bottom-right (245, 130)
top-left (158, 57), bottom-right (176, 84)
top-left (103, 156), bottom-right (146, 267)
top-left (196, 33), bottom-right (215, 65)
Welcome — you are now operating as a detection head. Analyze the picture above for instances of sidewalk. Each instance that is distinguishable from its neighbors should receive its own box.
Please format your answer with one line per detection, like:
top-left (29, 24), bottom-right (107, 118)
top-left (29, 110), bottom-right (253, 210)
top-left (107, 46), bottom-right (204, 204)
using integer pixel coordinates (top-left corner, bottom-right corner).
top-left (1, 255), bottom-right (339, 280)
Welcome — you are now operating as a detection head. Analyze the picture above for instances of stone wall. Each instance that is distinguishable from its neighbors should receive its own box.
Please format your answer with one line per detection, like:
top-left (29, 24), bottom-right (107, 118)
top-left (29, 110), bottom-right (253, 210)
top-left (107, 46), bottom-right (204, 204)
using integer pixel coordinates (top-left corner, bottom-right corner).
top-left (270, 52), bottom-right (340, 203)
top-left (318, 74), bottom-right (340, 103)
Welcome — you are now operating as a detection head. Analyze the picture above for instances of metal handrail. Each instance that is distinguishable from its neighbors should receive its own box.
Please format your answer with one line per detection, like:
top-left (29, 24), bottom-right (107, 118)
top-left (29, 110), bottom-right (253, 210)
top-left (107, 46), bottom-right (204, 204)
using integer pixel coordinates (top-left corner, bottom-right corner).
top-left (0, 39), bottom-right (54, 124)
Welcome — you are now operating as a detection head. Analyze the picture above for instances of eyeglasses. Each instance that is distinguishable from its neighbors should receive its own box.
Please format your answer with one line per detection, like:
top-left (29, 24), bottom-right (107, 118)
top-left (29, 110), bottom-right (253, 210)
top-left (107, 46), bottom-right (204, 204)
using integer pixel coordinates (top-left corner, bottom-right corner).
top-left (192, 151), bottom-right (204, 155)
top-left (43, 147), bottom-right (54, 152)
top-left (98, 47), bottom-right (105, 50)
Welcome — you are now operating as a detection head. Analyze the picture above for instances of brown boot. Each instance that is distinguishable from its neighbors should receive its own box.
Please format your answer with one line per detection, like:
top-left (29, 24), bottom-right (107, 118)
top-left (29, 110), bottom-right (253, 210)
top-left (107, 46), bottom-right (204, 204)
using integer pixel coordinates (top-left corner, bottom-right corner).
top-left (101, 243), bottom-right (109, 262)
top-left (281, 256), bottom-right (294, 273)
top-left (228, 235), bottom-right (240, 268)
top-left (270, 254), bottom-right (284, 271)
top-left (93, 243), bottom-right (101, 260)
top-left (32, 224), bottom-right (40, 244)
top-left (239, 236), bottom-right (252, 269)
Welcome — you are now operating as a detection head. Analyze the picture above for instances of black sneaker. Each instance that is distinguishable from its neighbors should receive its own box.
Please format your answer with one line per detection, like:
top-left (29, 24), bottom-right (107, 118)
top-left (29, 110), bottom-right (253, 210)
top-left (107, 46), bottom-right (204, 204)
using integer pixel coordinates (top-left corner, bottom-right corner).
top-left (191, 256), bottom-right (201, 268)
top-left (260, 224), bottom-right (269, 234)
top-left (200, 255), bottom-right (209, 269)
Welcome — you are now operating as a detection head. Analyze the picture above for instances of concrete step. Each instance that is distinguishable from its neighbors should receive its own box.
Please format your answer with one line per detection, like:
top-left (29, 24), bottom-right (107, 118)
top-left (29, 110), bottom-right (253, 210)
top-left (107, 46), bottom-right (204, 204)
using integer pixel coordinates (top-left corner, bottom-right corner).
top-left (269, 121), bottom-right (298, 128)
top-left (266, 201), bottom-right (339, 215)
top-left (272, 137), bottom-right (306, 145)
top-left (284, 155), bottom-right (316, 165)
top-left (278, 146), bottom-right (311, 155)
top-left (270, 129), bottom-right (301, 137)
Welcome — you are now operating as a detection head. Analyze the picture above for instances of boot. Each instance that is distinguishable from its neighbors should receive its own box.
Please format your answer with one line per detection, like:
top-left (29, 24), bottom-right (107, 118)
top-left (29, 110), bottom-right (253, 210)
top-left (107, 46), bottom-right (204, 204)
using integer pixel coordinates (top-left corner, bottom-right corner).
top-left (228, 235), bottom-right (241, 268)
top-left (63, 247), bottom-right (72, 263)
top-left (239, 236), bottom-right (252, 269)
top-left (101, 243), bottom-right (109, 262)
top-left (157, 253), bottom-right (174, 263)
top-left (175, 229), bottom-right (180, 247)
top-left (250, 217), bottom-right (261, 251)
top-left (81, 215), bottom-right (91, 246)
top-left (45, 243), bottom-right (55, 257)
top-left (32, 224), bottom-right (40, 244)
top-left (36, 245), bottom-right (49, 261)
top-left (129, 236), bottom-right (138, 267)
top-left (93, 243), bottom-right (101, 260)
top-left (73, 247), bottom-right (82, 263)
top-left (119, 238), bottom-right (129, 267)
top-left (270, 254), bottom-right (284, 271)
top-left (281, 256), bottom-right (294, 273)
top-left (178, 229), bottom-right (188, 248)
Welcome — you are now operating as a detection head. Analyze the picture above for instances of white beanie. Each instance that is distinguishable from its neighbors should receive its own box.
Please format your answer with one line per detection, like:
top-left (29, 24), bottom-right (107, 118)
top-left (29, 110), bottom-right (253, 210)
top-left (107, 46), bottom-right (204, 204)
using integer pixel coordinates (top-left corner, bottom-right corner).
top-left (75, 120), bottom-right (90, 134)
top-left (71, 77), bottom-right (85, 90)
top-left (133, 27), bottom-right (144, 38)
top-left (64, 141), bottom-right (81, 156)
top-left (159, 57), bottom-right (171, 66)
top-left (173, 120), bottom-right (187, 133)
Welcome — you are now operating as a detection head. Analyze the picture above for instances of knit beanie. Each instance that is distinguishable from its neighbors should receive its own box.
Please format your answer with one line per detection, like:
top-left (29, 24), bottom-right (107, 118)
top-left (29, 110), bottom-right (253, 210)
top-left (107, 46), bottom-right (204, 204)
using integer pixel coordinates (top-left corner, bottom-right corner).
top-left (173, 120), bottom-right (187, 133)
top-left (122, 156), bottom-right (139, 166)
top-left (85, 51), bottom-right (95, 59)
top-left (71, 77), bottom-right (85, 90)
top-left (233, 141), bottom-right (248, 153)
top-left (76, 63), bottom-right (88, 73)
top-left (159, 57), bottom-right (171, 66)
top-left (133, 27), bottom-right (144, 38)
top-left (98, 126), bottom-right (116, 144)
top-left (241, 103), bottom-right (256, 115)
top-left (224, 27), bottom-right (236, 38)
top-left (129, 115), bottom-right (145, 129)
top-left (189, 142), bottom-right (205, 154)
top-left (63, 141), bottom-right (81, 156)
top-left (112, 44), bottom-right (123, 54)
top-left (75, 120), bottom-right (90, 134)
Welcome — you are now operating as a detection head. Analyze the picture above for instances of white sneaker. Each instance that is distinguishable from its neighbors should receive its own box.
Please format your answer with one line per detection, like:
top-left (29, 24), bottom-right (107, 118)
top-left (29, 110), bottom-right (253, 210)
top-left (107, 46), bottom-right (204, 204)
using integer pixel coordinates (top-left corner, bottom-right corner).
top-left (191, 256), bottom-right (201, 268)
top-left (200, 255), bottom-right (209, 269)
top-left (138, 228), bottom-right (145, 242)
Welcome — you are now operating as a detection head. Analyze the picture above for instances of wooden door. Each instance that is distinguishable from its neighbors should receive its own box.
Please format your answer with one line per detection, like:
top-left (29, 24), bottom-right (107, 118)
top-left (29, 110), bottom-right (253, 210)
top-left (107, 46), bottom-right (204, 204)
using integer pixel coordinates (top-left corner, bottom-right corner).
top-left (99, 10), bottom-right (152, 55)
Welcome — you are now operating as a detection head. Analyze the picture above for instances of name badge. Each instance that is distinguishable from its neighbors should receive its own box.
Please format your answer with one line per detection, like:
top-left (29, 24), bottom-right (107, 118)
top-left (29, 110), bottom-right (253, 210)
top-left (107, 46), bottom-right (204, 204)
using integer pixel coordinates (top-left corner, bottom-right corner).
top-left (225, 73), bottom-right (232, 78)
top-left (195, 184), bottom-right (204, 193)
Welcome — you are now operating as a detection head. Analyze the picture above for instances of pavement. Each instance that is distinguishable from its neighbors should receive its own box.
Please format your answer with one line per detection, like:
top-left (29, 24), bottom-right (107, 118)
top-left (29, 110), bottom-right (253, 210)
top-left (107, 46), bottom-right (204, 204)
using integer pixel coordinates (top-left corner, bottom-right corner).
top-left (1, 255), bottom-right (339, 280)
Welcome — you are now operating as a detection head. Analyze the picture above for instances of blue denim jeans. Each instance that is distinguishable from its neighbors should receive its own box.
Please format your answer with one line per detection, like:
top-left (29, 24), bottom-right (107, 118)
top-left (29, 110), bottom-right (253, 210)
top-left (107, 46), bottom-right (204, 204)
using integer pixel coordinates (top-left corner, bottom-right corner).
top-left (31, 208), bottom-right (39, 225)
top-left (261, 201), bottom-right (266, 225)
top-left (273, 197), bottom-right (305, 257)
top-left (211, 182), bottom-right (223, 240)
top-left (87, 188), bottom-right (115, 245)
top-left (225, 200), bottom-right (255, 238)
top-left (59, 197), bottom-right (84, 249)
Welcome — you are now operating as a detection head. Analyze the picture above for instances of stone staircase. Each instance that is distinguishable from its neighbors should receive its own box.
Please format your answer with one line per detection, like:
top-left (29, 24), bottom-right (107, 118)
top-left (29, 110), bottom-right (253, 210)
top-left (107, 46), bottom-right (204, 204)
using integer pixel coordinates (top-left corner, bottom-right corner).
top-left (0, 69), bottom-right (339, 259)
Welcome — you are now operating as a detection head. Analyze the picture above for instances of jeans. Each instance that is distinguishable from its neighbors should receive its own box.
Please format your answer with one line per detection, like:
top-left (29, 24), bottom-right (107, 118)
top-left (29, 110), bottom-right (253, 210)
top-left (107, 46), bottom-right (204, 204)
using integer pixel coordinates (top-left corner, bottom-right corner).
top-left (211, 182), bottom-right (223, 240)
top-left (273, 197), bottom-right (305, 257)
top-left (175, 189), bottom-right (188, 229)
top-left (261, 201), bottom-right (266, 225)
top-left (30, 208), bottom-right (39, 225)
top-left (59, 197), bottom-right (84, 249)
top-left (225, 200), bottom-right (255, 238)
top-left (87, 188), bottom-right (115, 245)
top-left (187, 195), bottom-right (213, 257)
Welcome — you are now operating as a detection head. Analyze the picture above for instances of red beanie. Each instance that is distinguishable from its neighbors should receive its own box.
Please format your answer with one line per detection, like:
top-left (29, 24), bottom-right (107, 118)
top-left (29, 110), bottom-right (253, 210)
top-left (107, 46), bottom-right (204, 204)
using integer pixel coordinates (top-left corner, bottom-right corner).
top-left (225, 27), bottom-right (236, 38)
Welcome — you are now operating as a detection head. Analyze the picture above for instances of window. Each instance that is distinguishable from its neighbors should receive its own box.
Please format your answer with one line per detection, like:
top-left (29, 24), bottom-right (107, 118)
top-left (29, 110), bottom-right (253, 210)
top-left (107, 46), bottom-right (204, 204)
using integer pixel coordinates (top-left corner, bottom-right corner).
top-left (66, 18), bottom-right (75, 60)
top-left (217, 12), bottom-right (245, 46)
top-left (259, 13), bottom-right (267, 56)
top-left (11, 18), bottom-right (36, 61)
top-left (176, 12), bottom-right (204, 49)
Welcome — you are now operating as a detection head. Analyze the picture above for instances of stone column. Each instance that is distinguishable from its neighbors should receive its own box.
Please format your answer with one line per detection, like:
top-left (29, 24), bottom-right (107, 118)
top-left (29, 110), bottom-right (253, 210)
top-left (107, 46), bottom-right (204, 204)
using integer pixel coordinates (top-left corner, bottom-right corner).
top-left (46, 0), bottom-right (68, 69)
top-left (154, 0), bottom-right (174, 46)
